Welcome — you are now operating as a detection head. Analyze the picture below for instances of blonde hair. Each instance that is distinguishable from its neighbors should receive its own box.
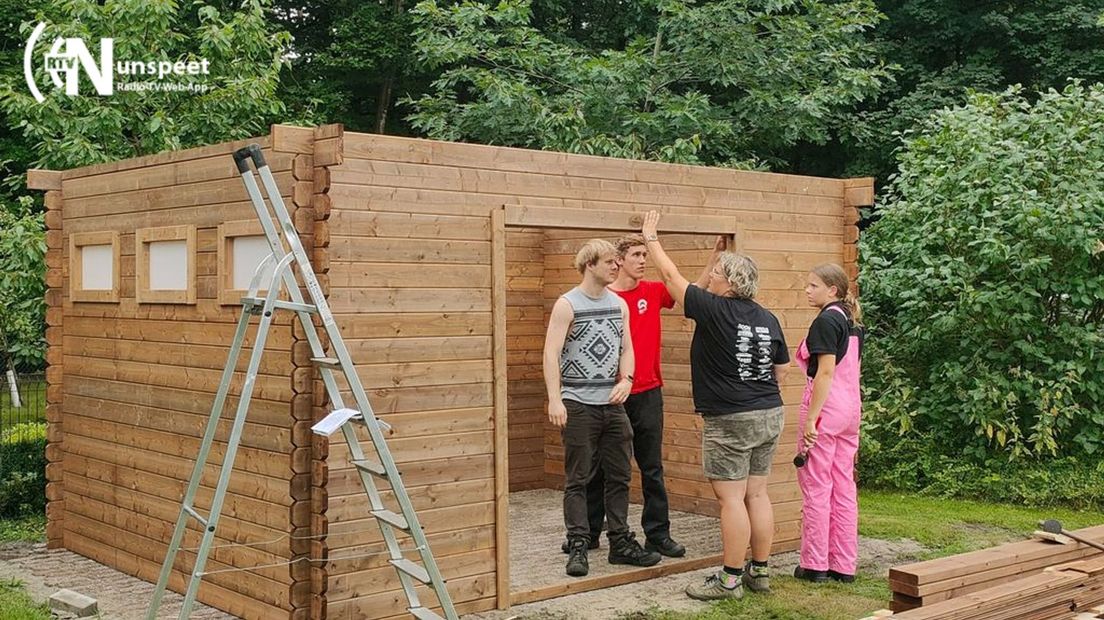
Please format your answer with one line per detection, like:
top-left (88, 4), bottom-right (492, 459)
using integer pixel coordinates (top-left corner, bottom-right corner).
top-left (615, 234), bottom-right (646, 257)
top-left (718, 253), bottom-right (759, 299)
top-left (811, 263), bottom-right (863, 324)
top-left (574, 239), bottom-right (618, 274)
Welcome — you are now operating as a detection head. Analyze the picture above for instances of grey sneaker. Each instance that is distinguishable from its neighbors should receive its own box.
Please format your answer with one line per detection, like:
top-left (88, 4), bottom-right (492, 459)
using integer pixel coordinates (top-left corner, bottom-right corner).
top-left (742, 561), bottom-right (771, 593)
top-left (686, 572), bottom-right (744, 601)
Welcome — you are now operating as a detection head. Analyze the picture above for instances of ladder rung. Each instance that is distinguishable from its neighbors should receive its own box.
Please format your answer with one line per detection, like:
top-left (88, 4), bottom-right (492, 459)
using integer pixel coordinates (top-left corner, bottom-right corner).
top-left (240, 297), bottom-right (318, 313)
top-left (371, 509), bottom-right (409, 531)
top-left (353, 459), bottom-right (387, 477)
top-left (408, 607), bottom-right (445, 620)
top-left (310, 357), bottom-right (341, 369)
top-left (390, 558), bottom-right (430, 584)
top-left (183, 505), bottom-right (208, 528)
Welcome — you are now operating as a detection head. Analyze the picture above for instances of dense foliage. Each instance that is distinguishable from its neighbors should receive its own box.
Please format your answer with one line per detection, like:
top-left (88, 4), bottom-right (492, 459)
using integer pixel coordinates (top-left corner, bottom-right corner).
top-left (406, 0), bottom-right (891, 167)
top-left (0, 199), bottom-right (45, 370)
top-left (0, 422), bottom-right (46, 518)
top-left (2, 0), bottom-right (294, 170)
top-left (860, 83), bottom-right (1104, 462)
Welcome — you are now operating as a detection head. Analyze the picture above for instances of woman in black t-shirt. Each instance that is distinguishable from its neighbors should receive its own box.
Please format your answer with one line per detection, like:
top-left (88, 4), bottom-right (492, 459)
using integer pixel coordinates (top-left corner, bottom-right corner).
top-left (793, 263), bottom-right (864, 585)
top-left (640, 211), bottom-right (789, 600)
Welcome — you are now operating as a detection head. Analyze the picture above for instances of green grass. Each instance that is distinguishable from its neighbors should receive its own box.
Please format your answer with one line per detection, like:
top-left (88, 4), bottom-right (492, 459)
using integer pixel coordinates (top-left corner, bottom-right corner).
top-left (612, 490), bottom-right (1104, 620)
top-left (860, 489), bottom-right (1104, 559)
top-left (0, 514), bottom-right (45, 544)
top-left (0, 579), bottom-right (51, 620)
top-left (617, 574), bottom-right (890, 620)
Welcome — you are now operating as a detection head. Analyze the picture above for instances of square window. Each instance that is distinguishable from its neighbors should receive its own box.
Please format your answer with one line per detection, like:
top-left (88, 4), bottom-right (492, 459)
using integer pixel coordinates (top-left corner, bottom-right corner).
top-left (136, 225), bottom-right (197, 304)
top-left (69, 231), bottom-right (120, 303)
top-left (217, 220), bottom-right (280, 305)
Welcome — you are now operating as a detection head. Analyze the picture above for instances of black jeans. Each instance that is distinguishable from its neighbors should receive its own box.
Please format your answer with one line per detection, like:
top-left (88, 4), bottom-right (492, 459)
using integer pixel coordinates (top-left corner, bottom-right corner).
top-left (562, 399), bottom-right (633, 542)
top-left (585, 387), bottom-right (671, 543)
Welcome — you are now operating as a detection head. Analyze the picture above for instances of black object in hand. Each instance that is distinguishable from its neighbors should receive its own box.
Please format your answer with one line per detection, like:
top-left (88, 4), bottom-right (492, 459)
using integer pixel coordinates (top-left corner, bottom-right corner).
top-left (793, 452), bottom-right (808, 468)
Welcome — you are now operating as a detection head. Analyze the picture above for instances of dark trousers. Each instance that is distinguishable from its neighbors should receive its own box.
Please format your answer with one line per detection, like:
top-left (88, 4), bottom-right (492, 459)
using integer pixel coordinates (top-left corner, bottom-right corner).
top-left (585, 387), bottom-right (671, 543)
top-left (562, 399), bottom-right (633, 541)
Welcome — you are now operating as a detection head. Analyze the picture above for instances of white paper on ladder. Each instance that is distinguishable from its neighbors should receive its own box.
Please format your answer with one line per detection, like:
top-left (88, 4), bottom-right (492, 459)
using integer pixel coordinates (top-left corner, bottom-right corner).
top-left (312, 408), bottom-right (360, 436)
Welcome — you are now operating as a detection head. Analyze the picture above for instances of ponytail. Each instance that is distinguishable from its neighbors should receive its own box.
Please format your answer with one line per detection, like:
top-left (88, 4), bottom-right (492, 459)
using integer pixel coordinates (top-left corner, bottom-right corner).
top-left (811, 263), bottom-right (862, 326)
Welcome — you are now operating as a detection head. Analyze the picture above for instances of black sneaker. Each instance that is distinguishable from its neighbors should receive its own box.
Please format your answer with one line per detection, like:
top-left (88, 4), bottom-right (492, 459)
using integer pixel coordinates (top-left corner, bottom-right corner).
top-left (561, 536), bottom-right (600, 554)
top-left (793, 566), bottom-right (829, 583)
top-left (608, 532), bottom-right (662, 567)
top-left (645, 537), bottom-right (686, 558)
top-left (827, 569), bottom-right (855, 583)
top-left (565, 538), bottom-right (589, 577)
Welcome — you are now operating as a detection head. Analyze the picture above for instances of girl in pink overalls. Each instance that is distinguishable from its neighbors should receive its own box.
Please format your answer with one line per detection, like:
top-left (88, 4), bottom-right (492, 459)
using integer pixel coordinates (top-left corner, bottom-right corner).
top-left (793, 263), bottom-right (863, 583)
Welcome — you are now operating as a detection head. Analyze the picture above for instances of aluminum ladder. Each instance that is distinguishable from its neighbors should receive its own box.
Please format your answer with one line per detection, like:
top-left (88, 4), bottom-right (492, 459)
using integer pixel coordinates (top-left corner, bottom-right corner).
top-left (146, 144), bottom-right (458, 620)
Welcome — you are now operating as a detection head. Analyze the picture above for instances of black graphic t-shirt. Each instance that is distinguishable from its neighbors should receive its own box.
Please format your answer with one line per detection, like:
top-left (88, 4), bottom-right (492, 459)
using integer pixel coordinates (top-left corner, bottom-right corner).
top-left (683, 285), bottom-right (789, 416)
top-left (805, 302), bottom-right (863, 378)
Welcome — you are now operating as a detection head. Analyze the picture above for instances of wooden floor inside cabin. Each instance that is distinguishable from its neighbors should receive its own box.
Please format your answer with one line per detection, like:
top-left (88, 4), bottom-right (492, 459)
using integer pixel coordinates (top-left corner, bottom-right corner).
top-left (507, 489), bottom-right (723, 604)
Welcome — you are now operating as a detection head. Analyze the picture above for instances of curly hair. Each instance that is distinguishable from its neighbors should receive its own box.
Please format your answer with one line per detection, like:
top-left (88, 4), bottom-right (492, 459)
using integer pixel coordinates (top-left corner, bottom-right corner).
top-left (718, 252), bottom-right (759, 299)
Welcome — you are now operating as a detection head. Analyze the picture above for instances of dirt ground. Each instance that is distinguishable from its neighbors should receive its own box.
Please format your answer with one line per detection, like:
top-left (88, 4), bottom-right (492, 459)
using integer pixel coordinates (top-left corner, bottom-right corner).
top-left (0, 500), bottom-right (923, 619)
top-left (468, 533), bottom-right (924, 620)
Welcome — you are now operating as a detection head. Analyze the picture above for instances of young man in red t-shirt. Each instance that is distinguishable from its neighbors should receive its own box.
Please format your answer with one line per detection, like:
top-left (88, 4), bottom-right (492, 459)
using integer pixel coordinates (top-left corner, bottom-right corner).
top-left (563, 233), bottom-right (686, 558)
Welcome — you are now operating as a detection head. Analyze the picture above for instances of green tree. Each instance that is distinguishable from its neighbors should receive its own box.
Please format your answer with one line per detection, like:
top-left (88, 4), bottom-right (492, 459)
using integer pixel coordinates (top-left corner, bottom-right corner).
top-left (406, 0), bottom-right (891, 167)
top-left (2, 0), bottom-right (294, 169)
top-left (274, 0), bottom-right (452, 135)
top-left (860, 82), bottom-right (1104, 461)
top-left (819, 0), bottom-right (1104, 180)
top-left (0, 196), bottom-right (45, 370)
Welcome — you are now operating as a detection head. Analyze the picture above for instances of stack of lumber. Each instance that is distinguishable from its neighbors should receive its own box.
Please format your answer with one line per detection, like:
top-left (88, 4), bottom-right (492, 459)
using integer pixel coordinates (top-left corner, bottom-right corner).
top-left (890, 525), bottom-right (1104, 611)
top-left (886, 556), bottom-right (1104, 620)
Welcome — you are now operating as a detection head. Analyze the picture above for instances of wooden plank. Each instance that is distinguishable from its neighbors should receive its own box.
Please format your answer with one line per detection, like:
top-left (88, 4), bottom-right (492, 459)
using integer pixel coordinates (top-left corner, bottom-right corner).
top-left (510, 553), bottom-right (724, 605)
top-left (329, 236), bottom-right (490, 264)
top-left (328, 288), bottom-right (491, 314)
top-left (843, 177), bottom-right (876, 207)
top-left (341, 132), bottom-right (844, 198)
top-left (272, 124), bottom-right (315, 154)
top-left (27, 168), bottom-right (62, 190)
top-left (59, 134), bottom-right (272, 180)
top-left (504, 205), bottom-right (738, 235)
top-left (63, 150), bottom-right (293, 201)
top-left (491, 206), bottom-right (509, 609)
top-left (327, 210), bottom-right (490, 241)
top-left (327, 263), bottom-right (490, 288)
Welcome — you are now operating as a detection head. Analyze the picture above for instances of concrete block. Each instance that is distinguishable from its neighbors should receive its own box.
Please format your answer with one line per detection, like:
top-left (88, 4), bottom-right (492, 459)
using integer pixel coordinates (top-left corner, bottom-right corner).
top-left (49, 589), bottom-right (98, 617)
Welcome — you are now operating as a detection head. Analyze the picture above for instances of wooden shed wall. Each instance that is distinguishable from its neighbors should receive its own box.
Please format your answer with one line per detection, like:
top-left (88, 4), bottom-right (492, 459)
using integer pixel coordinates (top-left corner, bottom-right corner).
top-left (318, 132), bottom-right (499, 620)
top-left (504, 228), bottom-right (547, 492)
top-left (38, 133), bottom-right (320, 619)
top-left (318, 130), bottom-right (867, 619)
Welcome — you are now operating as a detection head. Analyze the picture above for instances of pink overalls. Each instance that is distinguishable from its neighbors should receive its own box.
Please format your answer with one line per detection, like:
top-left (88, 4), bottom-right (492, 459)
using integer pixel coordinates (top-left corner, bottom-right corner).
top-left (795, 306), bottom-right (862, 575)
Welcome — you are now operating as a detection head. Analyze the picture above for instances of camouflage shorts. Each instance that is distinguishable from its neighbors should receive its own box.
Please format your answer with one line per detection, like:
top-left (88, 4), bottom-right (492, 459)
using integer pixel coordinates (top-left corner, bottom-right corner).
top-left (701, 406), bottom-right (785, 481)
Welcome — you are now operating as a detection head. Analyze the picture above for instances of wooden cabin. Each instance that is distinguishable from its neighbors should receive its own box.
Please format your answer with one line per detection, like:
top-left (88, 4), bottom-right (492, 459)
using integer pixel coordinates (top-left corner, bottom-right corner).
top-left (27, 124), bottom-right (871, 619)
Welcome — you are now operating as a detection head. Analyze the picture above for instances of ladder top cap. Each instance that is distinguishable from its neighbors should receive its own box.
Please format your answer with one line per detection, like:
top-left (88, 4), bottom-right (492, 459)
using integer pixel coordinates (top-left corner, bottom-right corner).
top-left (233, 144), bottom-right (266, 172)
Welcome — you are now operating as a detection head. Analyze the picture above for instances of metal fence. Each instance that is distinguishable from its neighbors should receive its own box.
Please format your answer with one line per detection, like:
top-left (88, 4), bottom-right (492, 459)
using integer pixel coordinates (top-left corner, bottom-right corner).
top-left (1, 369), bottom-right (46, 444)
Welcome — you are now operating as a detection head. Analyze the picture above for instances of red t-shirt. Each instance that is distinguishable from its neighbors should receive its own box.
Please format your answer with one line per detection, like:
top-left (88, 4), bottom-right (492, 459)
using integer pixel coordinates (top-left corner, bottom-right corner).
top-left (612, 280), bottom-right (675, 394)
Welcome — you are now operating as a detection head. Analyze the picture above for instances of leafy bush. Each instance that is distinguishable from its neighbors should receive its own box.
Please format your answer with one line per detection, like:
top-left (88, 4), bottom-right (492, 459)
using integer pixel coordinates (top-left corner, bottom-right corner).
top-left (859, 428), bottom-right (1104, 511)
top-left (861, 82), bottom-right (1104, 461)
top-left (0, 197), bottom-right (45, 370)
top-left (0, 422), bottom-right (46, 518)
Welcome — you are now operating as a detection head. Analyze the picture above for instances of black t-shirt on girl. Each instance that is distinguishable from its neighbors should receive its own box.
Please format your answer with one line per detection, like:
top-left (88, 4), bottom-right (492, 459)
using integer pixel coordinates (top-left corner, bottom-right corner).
top-left (683, 285), bottom-right (789, 415)
top-left (805, 301), bottom-right (862, 378)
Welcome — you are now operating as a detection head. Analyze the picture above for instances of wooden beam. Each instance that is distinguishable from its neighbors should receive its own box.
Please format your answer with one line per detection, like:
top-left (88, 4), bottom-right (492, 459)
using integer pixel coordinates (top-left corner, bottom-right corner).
top-left (509, 553), bottom-right (723, 605)
top-left (490, 207), bottom-right (510, 610)
top-left (504, 205), bottom-right (738, 235)
top-left (843, 177), bottom-right (875, 207)
top-left (271, 124), bottom-right (315, 154)
top-left (27, 169), bottom-right (62, 191)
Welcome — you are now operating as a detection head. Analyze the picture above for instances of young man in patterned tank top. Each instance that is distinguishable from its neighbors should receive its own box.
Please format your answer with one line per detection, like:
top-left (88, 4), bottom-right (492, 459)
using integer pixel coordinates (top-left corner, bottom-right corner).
top-left (569, 234), bottom-right (686, 559)
top-left (544, 239), bottom-right (662, 578)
